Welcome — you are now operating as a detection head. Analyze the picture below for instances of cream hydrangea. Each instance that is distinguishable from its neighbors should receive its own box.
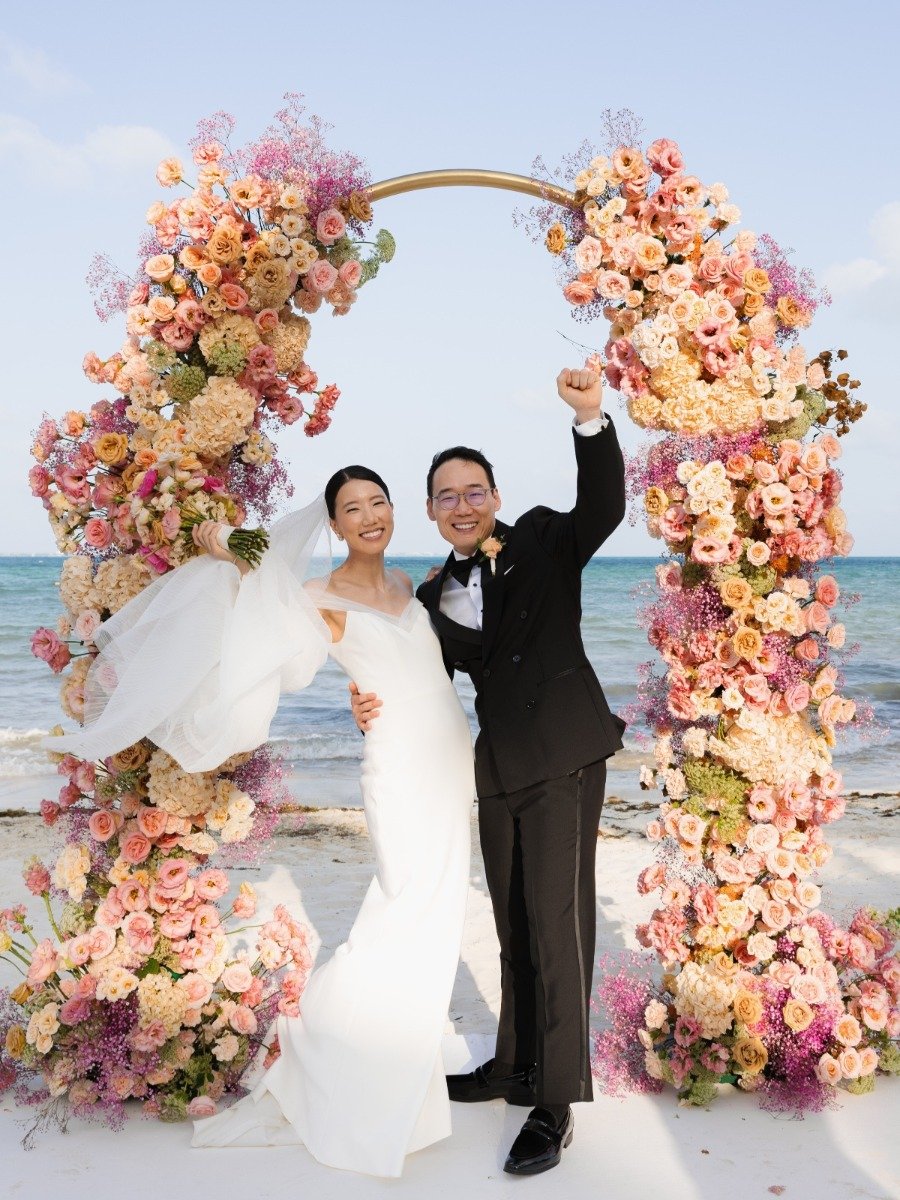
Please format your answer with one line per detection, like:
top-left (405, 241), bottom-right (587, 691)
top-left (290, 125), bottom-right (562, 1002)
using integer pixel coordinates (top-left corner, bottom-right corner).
top-left (708, 709), bottom-right (832, 787)
top-left (94, 554), bottom-right (152, 614)
top-left (146, 748), bottom-right (218, 817)
top-left (261, 312), bottom-right (311, 373)
top-left (197, 313), bottom-right (260, 363)
top-left (184, 376), bottom-right (257, 458)
top-left (673, 961), bottom-right (737, 1039)
top-left (137, 972), bottom-right (189, 1037)
top-left (52, 843), bottom-right (91, 901)
top-left (59, 555), bottom-right (101, 616)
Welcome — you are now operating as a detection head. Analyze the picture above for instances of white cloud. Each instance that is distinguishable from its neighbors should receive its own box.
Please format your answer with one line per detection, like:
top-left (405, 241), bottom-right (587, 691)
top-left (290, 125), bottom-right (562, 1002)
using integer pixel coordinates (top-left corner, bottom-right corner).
top-left (0, 35), bottom-right (87, 96)
top-left (822, 257), bottom-right (888, 295)
top-left (870, 200), bottom-right (900, 269)
top-left (0, 114), bottom-right (177, 188)
top-left (823, 200), bottom-right (900, 295)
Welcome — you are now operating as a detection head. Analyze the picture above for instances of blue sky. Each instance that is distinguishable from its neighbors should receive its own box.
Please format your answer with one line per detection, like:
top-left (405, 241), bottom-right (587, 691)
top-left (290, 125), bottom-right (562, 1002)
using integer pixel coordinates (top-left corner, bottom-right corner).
top-left (1, 1), bottom-right (898, 555)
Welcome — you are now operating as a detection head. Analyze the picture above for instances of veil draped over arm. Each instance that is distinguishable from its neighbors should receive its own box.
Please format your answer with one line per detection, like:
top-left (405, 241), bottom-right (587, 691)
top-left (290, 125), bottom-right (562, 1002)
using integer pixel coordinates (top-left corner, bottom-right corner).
top-left (41, 496), bottom-right (333, 774)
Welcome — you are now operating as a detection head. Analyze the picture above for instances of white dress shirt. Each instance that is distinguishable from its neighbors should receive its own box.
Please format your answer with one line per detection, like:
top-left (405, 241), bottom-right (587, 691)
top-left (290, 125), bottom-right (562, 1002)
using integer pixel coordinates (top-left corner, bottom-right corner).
top-left (438, 414), bottom-right (607, 630)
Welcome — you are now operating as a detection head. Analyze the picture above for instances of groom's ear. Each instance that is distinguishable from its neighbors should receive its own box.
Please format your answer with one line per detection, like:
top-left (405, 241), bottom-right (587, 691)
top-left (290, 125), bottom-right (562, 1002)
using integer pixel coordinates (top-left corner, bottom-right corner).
top-left (426, 497), bottom-right (436, 522)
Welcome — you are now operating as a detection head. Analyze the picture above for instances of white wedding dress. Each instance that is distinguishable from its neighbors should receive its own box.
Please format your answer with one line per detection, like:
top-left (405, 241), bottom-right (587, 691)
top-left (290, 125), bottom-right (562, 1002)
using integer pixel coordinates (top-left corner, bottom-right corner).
top-left (44, 499), bottom-right (474, 1178)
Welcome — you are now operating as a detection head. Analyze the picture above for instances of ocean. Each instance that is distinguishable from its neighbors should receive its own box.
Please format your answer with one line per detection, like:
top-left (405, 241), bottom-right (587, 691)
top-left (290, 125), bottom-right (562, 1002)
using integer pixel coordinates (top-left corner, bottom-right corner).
top-left (1, 556), bottom-right (897, 810)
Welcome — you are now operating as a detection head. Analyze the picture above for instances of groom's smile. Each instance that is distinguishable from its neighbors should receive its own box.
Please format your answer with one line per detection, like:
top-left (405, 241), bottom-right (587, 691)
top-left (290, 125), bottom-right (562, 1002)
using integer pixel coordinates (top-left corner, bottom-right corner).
top-left (427, 458), bottom-right (501, 556)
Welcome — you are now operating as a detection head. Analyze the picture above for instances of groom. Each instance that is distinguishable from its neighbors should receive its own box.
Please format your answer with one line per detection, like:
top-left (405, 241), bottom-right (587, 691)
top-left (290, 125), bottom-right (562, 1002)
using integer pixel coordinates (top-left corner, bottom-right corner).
top-left (352, 367), bottom-right (626, 1175)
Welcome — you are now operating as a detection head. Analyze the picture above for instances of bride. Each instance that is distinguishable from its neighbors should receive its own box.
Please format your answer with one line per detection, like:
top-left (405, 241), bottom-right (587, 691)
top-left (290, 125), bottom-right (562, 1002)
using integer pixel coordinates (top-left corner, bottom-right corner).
top-left (44, 466), bottom-right (475, 1178)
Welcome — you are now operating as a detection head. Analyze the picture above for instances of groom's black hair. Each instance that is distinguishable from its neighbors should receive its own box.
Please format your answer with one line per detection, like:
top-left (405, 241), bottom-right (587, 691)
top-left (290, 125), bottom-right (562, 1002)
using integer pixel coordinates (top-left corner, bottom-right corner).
top-left (325, 466), bottom-right (392, 518)
top-left (427, 447), bottom-right (496, 498)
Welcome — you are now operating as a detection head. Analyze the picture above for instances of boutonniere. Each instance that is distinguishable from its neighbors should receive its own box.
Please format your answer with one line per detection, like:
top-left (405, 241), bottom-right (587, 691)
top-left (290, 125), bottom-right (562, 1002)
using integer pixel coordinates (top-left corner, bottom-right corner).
top-left (476, 534), bottom-right (506, 576)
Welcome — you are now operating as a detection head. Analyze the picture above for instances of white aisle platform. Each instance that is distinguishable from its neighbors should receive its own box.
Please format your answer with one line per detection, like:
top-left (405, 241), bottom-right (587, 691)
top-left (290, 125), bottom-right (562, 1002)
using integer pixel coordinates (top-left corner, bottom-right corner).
top-left (1, 807), bottom-right (897, 1199)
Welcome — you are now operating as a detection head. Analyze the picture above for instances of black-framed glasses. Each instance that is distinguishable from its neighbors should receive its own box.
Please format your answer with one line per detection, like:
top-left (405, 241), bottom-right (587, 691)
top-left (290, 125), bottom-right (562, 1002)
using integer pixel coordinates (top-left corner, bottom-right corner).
top-left (432, 488), bottom-right (494, 511)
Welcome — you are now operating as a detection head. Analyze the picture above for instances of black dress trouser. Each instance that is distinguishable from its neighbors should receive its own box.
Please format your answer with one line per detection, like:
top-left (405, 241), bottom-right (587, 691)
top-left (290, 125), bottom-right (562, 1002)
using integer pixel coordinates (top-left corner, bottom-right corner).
top-left (477, 759), bottom-right (606, 1106)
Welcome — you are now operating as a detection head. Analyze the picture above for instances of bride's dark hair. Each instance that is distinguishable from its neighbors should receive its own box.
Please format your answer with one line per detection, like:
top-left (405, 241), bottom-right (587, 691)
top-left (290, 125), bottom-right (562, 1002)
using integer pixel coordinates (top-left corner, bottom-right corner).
top-left (325, 466), bottom-right (392, 518)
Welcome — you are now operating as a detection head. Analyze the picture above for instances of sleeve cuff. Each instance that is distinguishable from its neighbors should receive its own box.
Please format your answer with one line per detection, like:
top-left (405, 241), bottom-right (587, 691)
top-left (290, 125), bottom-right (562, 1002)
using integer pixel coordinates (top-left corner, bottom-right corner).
top-left (573, 413), bottom-right (609, 436)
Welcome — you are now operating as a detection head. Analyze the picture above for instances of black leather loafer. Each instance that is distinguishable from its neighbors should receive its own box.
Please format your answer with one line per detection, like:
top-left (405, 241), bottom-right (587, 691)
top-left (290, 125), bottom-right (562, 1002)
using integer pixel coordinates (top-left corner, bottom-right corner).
top-left (503, 1106), bottom-right (573, 1175)
top-left (446, 1058), bottom-right (536, 1105)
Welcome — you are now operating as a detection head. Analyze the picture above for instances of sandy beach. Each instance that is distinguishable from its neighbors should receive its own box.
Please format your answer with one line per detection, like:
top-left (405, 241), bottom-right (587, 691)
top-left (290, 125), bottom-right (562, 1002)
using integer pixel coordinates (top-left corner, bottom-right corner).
top-left (1, 793), bottom-right (897, 1200)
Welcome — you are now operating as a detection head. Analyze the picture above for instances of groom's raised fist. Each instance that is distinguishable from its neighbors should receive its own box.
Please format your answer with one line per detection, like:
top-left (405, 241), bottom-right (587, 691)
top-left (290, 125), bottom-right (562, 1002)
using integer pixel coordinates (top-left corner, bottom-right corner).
top-left (556, 367), bottom-right (603, 423)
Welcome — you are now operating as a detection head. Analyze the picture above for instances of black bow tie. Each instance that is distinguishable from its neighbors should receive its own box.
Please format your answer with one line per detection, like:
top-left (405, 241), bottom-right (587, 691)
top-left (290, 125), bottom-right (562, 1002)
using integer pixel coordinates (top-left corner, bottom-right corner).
top-left (448, 555), bottom-right (478, 586)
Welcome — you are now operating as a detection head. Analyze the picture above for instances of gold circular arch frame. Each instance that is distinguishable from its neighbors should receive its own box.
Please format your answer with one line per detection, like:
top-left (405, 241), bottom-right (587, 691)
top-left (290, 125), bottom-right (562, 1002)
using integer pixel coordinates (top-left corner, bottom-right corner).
top-left (367, 169), bottom-right (579, 210)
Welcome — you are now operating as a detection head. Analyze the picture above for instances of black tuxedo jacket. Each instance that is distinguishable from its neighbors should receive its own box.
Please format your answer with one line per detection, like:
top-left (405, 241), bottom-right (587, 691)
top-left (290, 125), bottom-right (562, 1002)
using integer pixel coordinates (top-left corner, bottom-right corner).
top-left (416, 418), bottom-right (627, 797)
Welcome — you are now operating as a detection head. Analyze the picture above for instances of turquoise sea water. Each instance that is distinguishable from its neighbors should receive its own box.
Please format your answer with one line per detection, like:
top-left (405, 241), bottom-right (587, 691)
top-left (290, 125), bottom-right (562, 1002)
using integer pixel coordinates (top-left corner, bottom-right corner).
top-left (0, 556), bottom-right (897, 808)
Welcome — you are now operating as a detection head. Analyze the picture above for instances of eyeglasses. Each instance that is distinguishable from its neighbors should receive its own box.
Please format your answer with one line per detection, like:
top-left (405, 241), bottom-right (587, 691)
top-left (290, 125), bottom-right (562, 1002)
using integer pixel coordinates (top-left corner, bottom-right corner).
top-left (432, 488), bottom-right (494, 511)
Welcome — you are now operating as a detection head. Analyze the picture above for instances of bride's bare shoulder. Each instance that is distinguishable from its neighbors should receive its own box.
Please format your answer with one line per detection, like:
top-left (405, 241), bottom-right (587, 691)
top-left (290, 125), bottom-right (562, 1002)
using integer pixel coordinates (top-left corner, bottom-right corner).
top-left (390, 568), bottom-right (414, 596)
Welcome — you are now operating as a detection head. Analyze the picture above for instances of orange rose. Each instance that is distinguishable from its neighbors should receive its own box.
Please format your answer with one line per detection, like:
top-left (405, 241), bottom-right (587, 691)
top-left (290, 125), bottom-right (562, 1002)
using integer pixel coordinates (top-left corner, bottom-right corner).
top-left (783, 998), bottom-right (814, 1032)
top-left (644, 487), bottom-right (668, 516)
top-left (347, 191), bottom-right (373, 223)
top-left (545, 222), bottom-right (567, 255)
top-left (110, 742), bottom-right (151, 772)
top-left (733, 989), bottom-right (764, 1026)
top-left (733, 1036), bottom-right (768, 1075)
top-left (720, 577), bottom-right (753, 610)
top-left (776, 295), bottom-right (809, 328)
top-left (207, 221), bottom-right (244, 265)
top-left (742, 267), bottom-right (771, 295)
top-left (732, 625), bottom-right (763, 660)
top-left (742, 293), bottom-right (766, 317)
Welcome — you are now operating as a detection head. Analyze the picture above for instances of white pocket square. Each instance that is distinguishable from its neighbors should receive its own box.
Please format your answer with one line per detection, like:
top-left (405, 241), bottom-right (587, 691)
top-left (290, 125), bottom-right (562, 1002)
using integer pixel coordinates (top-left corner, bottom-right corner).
top-left (503, 564), bottom-right (515, 575)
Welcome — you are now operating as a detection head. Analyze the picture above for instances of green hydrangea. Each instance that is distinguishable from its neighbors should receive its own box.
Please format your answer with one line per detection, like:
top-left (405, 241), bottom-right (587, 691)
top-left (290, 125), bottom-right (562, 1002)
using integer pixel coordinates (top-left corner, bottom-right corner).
top-left (682, 795), bottom-right (709, 819)
top-left (679, 1070), bottom-right (719, 1107)
top-left (683, 759), bottom-right (749, 807)
top-left (744, 564), bottom-right (778, 596)
top-left (846, 1074), bottom-right (876, 1095)
top-left (375, 229), bottom-right (396, 262)
top-left (164, 364), bottom-right (208, 403)
top-left (144, 340), bottom-right (178, 374)
top-left (204, 342), bottom-right (247, 377)
top-left (878, 1042), bottom-right (900, 1074)
top-left (765, 384), bottom-right (827, 444)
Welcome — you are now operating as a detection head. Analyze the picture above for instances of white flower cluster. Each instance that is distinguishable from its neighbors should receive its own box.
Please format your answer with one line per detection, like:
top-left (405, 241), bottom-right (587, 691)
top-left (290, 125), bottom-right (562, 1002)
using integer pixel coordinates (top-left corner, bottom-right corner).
top-left (708, 709), bottom-right (832, 787)
top-left (52, 843), bottom-right (91, 901)
top-left (205, 779), bottom-right (256, 844)
top-left (674, 961), bottom-right (737, 1039)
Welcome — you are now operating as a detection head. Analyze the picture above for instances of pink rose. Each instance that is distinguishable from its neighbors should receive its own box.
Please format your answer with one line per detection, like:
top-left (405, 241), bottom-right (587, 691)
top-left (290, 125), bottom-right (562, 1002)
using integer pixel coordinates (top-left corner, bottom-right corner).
top-left (815, 575), bottom-right (840, 606)
top-left (784, 682), bottom-right (811, 713)
top-left (27, 939), bottom-right (60, 986)
top-left (121, 831), bottom-right (152, 864)
top-left (637, 864), bottom-right (667, 895)
top-left (89, 810), bottom-right (119, 843)
top-left (691, 536), bottom-right (729, 564)
top-left (219, 282), bottom-right (249, 310)
top-left (305, 259), bottom-right (339, 294)
top-left (315, 207), bottom-right (346, 245)
top-left (337, 259), bottom-right (362, 289)
top-left (221, 962), bottom-right (255, 993)
top-left (229, 1004), bottom-right (258, 1035)
top-left (188, 1096), bottom-right (217, 1118)
top-left (136, 806), bottom-right (167, 840)
top-left (795, 637), bottom-right (820, 663)
top-left (761, 899), bottom-right (791, 932)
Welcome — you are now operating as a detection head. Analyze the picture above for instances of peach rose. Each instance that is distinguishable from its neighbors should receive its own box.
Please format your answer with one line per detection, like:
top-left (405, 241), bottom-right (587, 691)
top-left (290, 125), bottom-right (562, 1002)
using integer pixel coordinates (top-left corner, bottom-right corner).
top-left (783, 998), bottom-right (814, 1032)
top-left (834, 1013), bottom-right (862, 1046)
top-left (229, 1004), bottom-right (258, 1035)
top-left (745, 541), bottom-right (771, 566)
top-left (816, 1053), bottom-right (842, 1085)
top-left (145, 254), bottom-right (175, 283)
top-left (837, 1047), bottom-right (861, 1079)
top-left (197, 262), bottom-right (223, 288)
top-left (306, 259), bottom-right (339, 294)
top-left (720, 576), bottom-right (753, 609)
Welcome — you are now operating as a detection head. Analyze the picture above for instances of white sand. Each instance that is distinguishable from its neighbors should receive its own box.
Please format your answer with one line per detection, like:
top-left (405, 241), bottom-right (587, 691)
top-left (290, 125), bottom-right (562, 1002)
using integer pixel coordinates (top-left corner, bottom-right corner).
top-left (1, 800), bottom-right (897, 1200)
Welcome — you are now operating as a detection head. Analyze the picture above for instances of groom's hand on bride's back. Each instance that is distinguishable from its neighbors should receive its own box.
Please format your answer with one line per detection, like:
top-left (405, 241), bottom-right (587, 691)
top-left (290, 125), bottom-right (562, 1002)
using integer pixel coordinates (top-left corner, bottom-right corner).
top-left (349, 681), bottom-right (382, 732)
